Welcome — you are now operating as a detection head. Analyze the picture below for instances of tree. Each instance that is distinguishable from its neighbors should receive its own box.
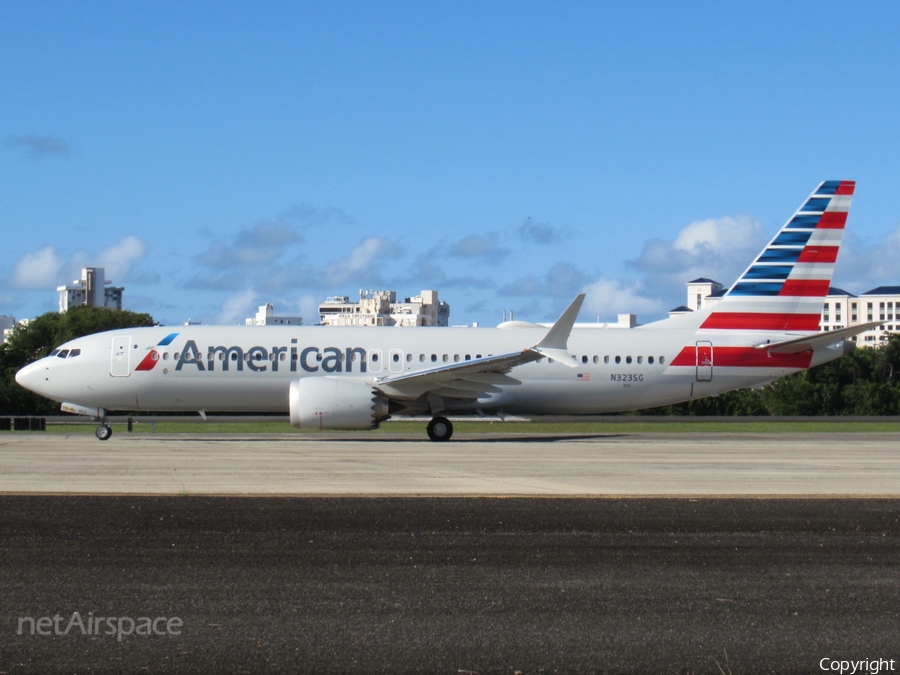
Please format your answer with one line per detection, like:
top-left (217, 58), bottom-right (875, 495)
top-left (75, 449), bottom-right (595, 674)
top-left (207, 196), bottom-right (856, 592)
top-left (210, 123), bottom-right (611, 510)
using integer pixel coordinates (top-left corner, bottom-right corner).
top-left (0, 306), bottom-right (155, 415)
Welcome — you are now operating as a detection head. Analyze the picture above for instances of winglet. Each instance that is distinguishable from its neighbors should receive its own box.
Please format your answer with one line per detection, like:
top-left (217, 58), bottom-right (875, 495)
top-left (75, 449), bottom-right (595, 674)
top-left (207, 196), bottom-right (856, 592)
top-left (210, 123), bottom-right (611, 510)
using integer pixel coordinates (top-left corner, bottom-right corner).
top-left (529, 294), bottom-right (585, 367)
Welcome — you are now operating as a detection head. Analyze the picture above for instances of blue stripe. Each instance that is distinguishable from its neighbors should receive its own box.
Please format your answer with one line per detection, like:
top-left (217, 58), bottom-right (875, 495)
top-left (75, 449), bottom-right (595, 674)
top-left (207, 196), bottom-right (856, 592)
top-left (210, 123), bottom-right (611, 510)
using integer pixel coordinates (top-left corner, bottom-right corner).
top-left (157, 332), bottom-right (179, 346)
top-left (729, 282), bottom-right (784, 296)
top-left (758, 248), bottom-right (802, 263)
top-left (742, 265), bottom-right (793, 280)
top-left (801, 197), bottom-right (831, 212)
top-left (814, 181), bottom-right (841, 195)
top-left (773, 230), bottom-right (813, 246)
top-left (787, 215), bottom-right (820, 228)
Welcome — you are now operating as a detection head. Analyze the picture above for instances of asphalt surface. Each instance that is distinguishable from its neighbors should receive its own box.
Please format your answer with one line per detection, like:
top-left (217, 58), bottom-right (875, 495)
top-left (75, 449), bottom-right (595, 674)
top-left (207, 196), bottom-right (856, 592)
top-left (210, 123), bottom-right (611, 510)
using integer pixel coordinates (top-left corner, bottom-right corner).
top-left (2, 497), bottom-right (899, 674)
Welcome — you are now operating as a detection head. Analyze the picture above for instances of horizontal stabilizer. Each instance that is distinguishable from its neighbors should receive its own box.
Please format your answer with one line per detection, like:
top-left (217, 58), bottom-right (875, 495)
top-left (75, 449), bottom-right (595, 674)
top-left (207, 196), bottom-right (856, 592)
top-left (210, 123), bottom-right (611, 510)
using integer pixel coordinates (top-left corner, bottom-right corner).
top-left (756, 321), bottom-right (881, 354)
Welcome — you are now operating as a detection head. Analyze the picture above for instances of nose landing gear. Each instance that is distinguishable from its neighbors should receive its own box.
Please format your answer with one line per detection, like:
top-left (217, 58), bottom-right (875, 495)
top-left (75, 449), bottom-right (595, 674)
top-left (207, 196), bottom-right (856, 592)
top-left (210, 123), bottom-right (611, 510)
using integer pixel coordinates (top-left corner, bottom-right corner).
top-left (426, 416), bottom-right (453, 442)
top-left (95, 424), bottom-right (113, 441)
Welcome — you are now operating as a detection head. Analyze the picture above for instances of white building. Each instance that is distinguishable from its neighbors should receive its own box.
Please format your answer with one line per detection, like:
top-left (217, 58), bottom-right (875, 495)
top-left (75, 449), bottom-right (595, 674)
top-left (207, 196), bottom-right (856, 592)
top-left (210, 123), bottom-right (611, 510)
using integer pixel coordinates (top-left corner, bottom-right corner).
top-left (58, 267), bottom-right (123, 312)
top-left (686, 278), bottom-right (724, 311)
top-left (0, 315), bottom-right (16, 343)
top-left (245, 303), bottom-right (303, 326)
top-left (319, 290), bottom-right (449, 327)
top-left (852, 286), bottom-right (900, 346)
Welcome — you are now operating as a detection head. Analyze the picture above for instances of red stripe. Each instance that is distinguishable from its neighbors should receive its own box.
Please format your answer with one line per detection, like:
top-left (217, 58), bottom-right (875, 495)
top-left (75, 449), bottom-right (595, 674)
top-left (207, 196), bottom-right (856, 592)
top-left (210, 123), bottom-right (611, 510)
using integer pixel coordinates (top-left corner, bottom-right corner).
top-left (701, 312), bottom-right (822, 331)
top-left (797, 246), bottom-right (839, 263)
top-left (671, 346), bottom-right (812, 369)
top-left (818, 212), bottom-right (847, 229)
top-left (779, 279), bottom-right (831, 296)
top-left (135, 350), bottom-right (159, 371)
top-left (836, 181), bottom-right (855, 195)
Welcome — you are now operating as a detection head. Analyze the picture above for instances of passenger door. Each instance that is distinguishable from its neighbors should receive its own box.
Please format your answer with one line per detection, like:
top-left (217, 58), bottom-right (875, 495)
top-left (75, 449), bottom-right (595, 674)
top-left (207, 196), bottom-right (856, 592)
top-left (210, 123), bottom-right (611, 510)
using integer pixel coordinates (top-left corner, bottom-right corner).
top-left (110, 335), bottom-right (132, 377)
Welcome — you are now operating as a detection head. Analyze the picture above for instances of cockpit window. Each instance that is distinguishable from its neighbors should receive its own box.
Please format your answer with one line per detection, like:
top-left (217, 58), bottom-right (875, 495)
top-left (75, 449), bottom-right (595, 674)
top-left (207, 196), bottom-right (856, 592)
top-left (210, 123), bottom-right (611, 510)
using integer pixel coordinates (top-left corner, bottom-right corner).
top-left (68, 349), bottom-right (81, 358)
top-left (49, 349), bottom-right (60, 357)
top-left (56, 350), bottom-right (70, 359)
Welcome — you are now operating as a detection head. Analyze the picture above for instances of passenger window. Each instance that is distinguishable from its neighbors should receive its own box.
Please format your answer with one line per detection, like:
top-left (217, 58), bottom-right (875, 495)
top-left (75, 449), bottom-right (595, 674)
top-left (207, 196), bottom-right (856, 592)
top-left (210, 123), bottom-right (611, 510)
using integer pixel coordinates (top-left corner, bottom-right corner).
top-left (419, 354), bottom-right (425, 362)
top-left (615, 356), bottom-right (621, 364)
top-left (280, 352), bottom-right (286, 361)
top-left (465, 354), bottom-right (471, 360)
top-left (660, 356), bottom-right (665, 364)
top-left (443, 354), bottom-right (449, 362)
top-left (593, 356), bottom-right (599, 364)
top-left (648, 356), bottom-right (654, 364)
top-left (392, 353), bottom-right (400, 362)
top-left (476, 354), bottom-right (482, 359)
top-left (581, 355), bottom-right (588, 364)
top-left (626, 356), bottom-right (632, 364)
top-left (431, 354), bottom-right (437, 362)
top-left (69, 349), bottom-right (81, 358)
top-left (57, 350), bottom-right (69, 359)
top-left (604, 356), bottom-right (609, 364)
top-left (371, 353), bottom-right (379, 362)
top-left (637, 356), bottom-right (643, 364)
top-left (406, 354), bottom-right (412, 362)
top-left (453, 354), bottom-right (460, 362)
top-left (163, 352), bottom-right (168, 360)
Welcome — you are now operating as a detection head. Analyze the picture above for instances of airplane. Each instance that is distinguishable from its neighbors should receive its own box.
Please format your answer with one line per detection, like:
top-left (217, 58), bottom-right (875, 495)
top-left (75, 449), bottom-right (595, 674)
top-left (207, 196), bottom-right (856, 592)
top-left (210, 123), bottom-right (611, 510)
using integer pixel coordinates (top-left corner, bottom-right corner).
top-left (16, 180), bottom-right (877, 442)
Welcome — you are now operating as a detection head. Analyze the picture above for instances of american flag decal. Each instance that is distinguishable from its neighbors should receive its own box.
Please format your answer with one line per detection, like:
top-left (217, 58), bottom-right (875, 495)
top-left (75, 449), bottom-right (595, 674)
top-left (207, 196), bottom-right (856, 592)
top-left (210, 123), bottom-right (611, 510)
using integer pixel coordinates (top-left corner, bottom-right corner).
top-left (577, 373), bottom-right (591, 381)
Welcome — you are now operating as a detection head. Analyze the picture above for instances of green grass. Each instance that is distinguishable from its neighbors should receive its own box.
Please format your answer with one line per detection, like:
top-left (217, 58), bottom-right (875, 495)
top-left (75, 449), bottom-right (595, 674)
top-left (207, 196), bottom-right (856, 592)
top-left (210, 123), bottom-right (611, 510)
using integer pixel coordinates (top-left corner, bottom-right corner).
top-left (34, 419), bottom-right (900, 435)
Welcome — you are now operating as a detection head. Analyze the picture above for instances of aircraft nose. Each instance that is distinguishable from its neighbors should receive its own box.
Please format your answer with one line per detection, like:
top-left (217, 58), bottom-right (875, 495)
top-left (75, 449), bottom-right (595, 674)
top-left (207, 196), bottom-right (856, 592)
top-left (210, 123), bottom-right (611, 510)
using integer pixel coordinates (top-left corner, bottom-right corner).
top-left (15, 360), bottom-right (50, 395)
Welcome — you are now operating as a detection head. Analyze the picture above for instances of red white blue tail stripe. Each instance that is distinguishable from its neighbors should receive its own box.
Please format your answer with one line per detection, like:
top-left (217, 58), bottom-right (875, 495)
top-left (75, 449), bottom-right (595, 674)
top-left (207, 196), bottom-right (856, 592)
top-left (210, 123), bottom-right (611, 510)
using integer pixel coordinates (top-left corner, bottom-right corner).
top-left (700, 180), bottom-right (854, 332)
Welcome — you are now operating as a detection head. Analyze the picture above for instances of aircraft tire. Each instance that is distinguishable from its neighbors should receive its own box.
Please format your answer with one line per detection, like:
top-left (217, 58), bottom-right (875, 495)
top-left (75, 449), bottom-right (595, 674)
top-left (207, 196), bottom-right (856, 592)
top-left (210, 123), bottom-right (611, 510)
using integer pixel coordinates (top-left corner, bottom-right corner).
top-left (426, 416), bottom-right (453, 442)
top-left (96, 425), bottom-right (112, 441)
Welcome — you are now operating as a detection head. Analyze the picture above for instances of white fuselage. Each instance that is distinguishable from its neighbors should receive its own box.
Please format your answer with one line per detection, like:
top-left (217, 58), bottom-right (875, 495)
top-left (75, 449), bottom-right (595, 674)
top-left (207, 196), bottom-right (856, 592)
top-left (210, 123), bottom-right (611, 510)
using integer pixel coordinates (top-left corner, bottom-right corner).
top-left (15, 320), bottom-right (845, 417)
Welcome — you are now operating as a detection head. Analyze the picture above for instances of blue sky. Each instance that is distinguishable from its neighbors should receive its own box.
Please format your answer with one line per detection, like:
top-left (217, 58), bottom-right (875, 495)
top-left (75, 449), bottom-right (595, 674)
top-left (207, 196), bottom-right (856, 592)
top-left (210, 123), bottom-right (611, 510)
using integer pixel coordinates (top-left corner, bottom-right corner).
top-left (3, 1), bottom-right (900, 327)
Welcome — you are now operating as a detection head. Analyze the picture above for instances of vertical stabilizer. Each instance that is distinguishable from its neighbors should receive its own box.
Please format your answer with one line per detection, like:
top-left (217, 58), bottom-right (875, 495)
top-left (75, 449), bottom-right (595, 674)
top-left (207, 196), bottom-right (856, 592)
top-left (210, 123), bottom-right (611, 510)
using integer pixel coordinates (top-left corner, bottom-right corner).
top-left (699, 180), bottom-right (854, 333)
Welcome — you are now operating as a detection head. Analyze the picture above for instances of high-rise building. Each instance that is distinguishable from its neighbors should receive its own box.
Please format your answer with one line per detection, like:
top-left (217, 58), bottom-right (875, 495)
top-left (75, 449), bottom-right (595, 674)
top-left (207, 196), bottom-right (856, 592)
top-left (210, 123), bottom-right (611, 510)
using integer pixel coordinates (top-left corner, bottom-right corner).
top-left (58, 267), bottom-right (123, 312)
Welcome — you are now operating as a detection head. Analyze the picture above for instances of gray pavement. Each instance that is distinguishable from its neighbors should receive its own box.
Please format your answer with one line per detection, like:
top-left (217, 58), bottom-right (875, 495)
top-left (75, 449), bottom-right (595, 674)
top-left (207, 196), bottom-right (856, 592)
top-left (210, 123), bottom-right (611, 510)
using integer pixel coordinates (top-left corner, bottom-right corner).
top-left (1, 431), bottom-right (900, 495)
top-left (1, 496), bottom-right (898, 674)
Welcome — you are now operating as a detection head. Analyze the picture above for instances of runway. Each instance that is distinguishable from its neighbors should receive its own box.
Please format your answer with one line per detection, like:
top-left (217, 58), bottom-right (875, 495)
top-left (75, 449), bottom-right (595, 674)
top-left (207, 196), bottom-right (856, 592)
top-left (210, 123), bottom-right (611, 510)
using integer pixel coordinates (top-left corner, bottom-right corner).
top-left (1, 431), bottom-right (899, 495)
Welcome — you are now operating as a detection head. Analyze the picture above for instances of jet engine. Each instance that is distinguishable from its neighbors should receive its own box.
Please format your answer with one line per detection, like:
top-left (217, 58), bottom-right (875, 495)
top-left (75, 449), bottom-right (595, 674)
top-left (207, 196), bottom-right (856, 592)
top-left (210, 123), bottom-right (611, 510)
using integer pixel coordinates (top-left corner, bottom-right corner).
top-left (289, 378), bottom-right (391, 430)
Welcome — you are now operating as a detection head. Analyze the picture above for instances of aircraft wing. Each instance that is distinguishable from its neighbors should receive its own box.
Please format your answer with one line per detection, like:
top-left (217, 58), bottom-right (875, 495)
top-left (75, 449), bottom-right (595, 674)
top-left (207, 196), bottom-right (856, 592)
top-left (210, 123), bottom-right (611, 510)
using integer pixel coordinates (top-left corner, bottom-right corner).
top-left (373, 294), bottom-right (585, 401)
top-left (755, 321), bottom-right (882, 355)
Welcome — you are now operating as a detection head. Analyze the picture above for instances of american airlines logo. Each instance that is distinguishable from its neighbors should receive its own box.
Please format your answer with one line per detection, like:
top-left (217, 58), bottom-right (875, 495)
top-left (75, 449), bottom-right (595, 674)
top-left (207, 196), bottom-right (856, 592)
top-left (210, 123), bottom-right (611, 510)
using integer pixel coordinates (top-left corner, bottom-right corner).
top-left (137, 339), bottom-right (370, 374)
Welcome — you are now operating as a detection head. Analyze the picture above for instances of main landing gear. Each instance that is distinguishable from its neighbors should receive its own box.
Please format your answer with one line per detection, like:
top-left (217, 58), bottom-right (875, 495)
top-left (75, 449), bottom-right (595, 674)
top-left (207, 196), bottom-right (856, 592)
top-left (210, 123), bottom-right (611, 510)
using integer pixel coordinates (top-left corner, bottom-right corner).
top-left (95, 424), bottom-right (113, 441)
top-left (427, 416), bottom-right (453, 442)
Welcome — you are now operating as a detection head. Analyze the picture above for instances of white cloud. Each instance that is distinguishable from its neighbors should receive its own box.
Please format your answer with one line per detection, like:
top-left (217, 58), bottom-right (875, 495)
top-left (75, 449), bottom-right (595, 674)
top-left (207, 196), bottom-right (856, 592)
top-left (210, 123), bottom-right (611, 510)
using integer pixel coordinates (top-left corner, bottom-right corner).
top-left (499, 262), bottom-right (589, 298)
top-left (197, 222), bottom-right (301, 269)
top-left (325, 237), bottom-right (395, 285)
top-left (96, 235), bottom-right (149, 280)
top-left (6, 134), bottom-right (69, 159)
top-left (216, 289), bottom-right (259, 325)
top-left (12, 246), bottom-right (64, 288)
top-left (629, 215), bottom-right (767, 295)
top-left (825, 225), bottom-right (900, 293)
top-left (581, 278), bottom-right (666, 320)
top-left (672, 216), bottom-right (764, 253)
top-left (449, 234), bottom-right (508, 260)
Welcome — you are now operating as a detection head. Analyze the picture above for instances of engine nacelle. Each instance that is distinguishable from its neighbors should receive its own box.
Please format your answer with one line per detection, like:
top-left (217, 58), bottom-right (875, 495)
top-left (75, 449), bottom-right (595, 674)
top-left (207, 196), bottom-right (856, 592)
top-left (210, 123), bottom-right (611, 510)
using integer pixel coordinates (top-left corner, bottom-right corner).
top-left (289, 377), bottom-right (391, 430)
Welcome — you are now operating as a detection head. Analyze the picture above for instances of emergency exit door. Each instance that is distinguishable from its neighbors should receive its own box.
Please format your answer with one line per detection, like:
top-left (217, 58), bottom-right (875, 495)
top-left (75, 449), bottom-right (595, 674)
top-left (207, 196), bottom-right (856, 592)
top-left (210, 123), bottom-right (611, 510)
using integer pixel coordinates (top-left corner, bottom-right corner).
top-left (695, 341), bottom-right (713, 381)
